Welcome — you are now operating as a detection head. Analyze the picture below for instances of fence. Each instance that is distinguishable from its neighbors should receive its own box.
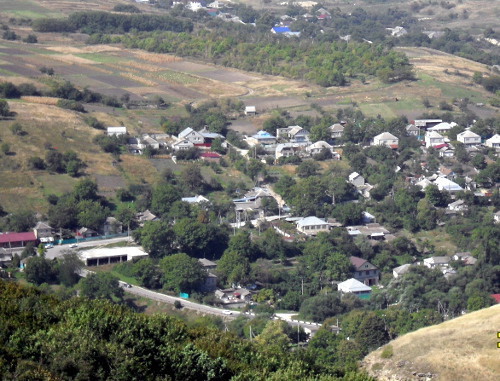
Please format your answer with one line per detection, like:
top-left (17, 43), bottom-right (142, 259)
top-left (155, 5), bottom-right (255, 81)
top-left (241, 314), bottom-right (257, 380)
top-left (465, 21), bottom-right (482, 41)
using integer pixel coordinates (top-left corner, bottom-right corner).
top-left (57, 232), bottom-right (128, 245)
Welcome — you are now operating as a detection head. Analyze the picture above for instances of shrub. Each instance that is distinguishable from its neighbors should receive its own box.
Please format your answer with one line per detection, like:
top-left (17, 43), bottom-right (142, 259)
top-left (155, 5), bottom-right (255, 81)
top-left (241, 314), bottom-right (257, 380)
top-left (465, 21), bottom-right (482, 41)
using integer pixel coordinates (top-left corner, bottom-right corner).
top-left (380, 345), bottom-right (394, 359)
top-left (57, 99), bottom-right (85, 112)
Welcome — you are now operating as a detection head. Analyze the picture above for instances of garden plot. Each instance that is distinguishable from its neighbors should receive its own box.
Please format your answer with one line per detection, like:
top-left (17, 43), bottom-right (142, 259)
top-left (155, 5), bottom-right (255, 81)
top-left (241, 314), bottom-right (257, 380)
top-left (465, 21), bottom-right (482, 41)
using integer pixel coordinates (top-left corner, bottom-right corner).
top-left (197, 69), bottom-right (259, 83)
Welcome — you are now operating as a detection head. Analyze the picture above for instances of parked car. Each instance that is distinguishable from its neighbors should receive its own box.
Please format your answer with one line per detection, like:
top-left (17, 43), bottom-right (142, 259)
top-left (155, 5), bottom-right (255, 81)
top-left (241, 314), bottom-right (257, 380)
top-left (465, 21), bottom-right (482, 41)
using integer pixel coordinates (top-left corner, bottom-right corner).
top-left (44, 243), bottom-right (54, 249)
top-left (69, 243), bottom-right (78, 248)
top-left (222, 310), bottom-right (233, 315)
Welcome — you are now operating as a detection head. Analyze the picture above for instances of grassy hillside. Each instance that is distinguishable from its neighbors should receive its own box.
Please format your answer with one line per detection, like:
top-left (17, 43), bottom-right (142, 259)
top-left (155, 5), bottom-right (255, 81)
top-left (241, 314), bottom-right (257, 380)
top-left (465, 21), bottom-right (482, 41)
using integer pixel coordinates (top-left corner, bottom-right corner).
top-left (362, 304), bottom-right (500, 381)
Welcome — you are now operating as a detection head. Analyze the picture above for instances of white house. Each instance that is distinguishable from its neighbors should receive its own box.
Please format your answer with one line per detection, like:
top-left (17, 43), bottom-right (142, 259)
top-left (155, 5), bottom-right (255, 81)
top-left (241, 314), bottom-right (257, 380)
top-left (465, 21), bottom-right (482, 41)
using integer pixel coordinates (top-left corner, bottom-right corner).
top-left (244, 106), bottom-right (256, 115)
top-left (485, 134), bottom-right (500, 151)
top-left (349, 172), bottom-right (365, 187)
top-left (406, 124), bottom-right (419, 136)
top-left (107, 126), bottom-right (127, 136)
top-left (439, 145), bottom-right (454, 158)
top-left (330, 123), bottom-right (344, 139)
top-left (447, 199), bottom-right (468, 212)
top-left (296, 216), bottom-right (330, 235)
top-left (275, 143), bottom-right (303, 159)
top-left (178, 127), bottom-right (205, 144)
top-left (172, 139), bottom-right (195, 151)
top-left (434, 177), bottom-right (463, 193)
top-left (392, 264), bottom-right (412, 278)
top-left (372, 132), bottom-right (399, 148)
top-left (457, 130), bottom-right (481, 147)
top-left (248, 130), bottom-right (276, 145)
top-left (423, 256), bottom-right (450, 269)
top-left (338, 278), bottom-right (372, 299)
top-left (182, 195), bottom-right (210, 204)
top-left (494, 211), bottom-right (500, 224)
top-left (425, 131), bottom-right (445, 148)
top-left (306, 141), bottom-right (336, 156)
top-left (427, 122), bottom-right (457, 134)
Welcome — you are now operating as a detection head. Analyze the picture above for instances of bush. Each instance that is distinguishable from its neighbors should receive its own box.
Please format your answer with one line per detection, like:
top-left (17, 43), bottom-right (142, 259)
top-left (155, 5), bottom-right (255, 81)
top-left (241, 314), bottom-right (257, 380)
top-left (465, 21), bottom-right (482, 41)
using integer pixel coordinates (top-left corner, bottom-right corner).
top-left (22, 34), bottom-right (38, 43)
top-left (57, 99), bottom-right (86, 112)
top-left (174, 300), bottom-right (183, 309)
top-left (380, 345), bottom-right (394, 359)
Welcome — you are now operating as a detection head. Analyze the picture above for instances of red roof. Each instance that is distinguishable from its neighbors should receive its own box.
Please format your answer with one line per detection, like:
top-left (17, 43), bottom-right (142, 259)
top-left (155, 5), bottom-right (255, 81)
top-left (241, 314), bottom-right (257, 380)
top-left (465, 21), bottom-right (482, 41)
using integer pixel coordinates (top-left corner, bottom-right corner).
top-left (390, 144), bottom-right (399, 150)
top-left (0, 232), bottom-right (37, 244)
top-left (433, 143), bottom-right (448, 149)
top-left (491, 294), bottom-right (500, 304)
top-left (201, 152), bottom-right (222, 158)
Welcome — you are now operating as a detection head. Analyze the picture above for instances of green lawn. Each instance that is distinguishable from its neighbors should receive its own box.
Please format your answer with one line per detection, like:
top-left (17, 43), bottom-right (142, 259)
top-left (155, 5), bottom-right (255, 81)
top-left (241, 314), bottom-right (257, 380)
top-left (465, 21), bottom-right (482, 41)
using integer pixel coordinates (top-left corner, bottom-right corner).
top-left (35, 173), bottom-right (78, 196)
top-left (0, 0), bottom-right (63, 18)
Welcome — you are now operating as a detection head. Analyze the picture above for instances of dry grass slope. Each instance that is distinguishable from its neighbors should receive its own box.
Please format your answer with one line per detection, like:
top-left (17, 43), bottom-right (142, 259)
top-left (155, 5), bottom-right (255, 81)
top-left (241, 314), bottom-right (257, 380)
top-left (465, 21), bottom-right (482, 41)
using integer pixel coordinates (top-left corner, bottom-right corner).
top-left (362, 304), bottom-right (500, 381)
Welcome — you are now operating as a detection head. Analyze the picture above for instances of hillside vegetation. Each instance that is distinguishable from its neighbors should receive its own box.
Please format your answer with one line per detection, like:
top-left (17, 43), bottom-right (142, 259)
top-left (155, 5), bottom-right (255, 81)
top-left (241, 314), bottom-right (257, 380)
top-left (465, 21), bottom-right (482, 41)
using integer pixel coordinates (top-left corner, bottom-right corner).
top-left (362, 304), bottom-right (500, 381)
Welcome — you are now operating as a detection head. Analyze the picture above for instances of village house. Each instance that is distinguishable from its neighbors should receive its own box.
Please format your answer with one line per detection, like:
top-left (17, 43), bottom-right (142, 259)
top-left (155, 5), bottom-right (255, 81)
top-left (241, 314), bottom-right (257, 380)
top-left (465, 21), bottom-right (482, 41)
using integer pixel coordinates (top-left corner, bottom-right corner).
top-left (392, 263), bottom-right (412, 278)
top-left (306, 141), bottom-right (339, 158)
top-left (199, 258), bottom-right (217, 271)
top-left (136, 210), bottom-right (159, 226)
top-left (103, 217), bottom-right (122, 236)
top-left (406, 124), bottom-right (419, 136)
top-left (172, 139), bottom-right (195, 151)
top-left (423, 256), bottom-right (450, 270)
top-left (275, 143), bottom-right (303, 159)
top-left (457, 130), bottom-right (481, 147)
top-left (296, 216), bottom-right (330, 235)
top-left (427, 122), bottom-right (457, 134)
top-left (349, 172), bottom-right (365, 187)
top-left (0, 232), bottom-right (37, 249)
top-left (485, 134), bottom-right (500, 151)
top-left (33, 222), bottom-right (52, 239)
top-left (434, 176), bottom-right (463, 193)
top-left (338, 278), bottom-right (372, 299)
top-left (447, 199), bottom-right (468, 212)
top-left (350, 256), bottom-right (380, 286)
top-left (425, 131), bottom-right (445, 148)
top-left (372, 132), bottom-right (399, 148)
top-left (413, 119), bottom-right (442, 130)
top-left (200, 151), bottom-right (222, 163)
top-left (330, 123), bottom-right (344, 140)
top-left (244, 106), bottom-right (256, 115)
top-left (233, 187), bottom-right (274, 211)
top-left (439, 145), bottom-right (454, 158)
top-left (177, 127), bottom-right (205, 145)
top-left (77, 227), bottom-right (98, 239)
top-left (0, 247), bottom-right (12, 267)
top-left (247, 130), bottom-right (276, 146)
top-left (182, 195), bottom-right (210, 204)
top-left (453, 252), bottom-right (477, 266)
top-left (277, 125), bottom-right (310, 144)
top-left (107, 126), bottom-right (127, 136)
top-left (494, 211), bottom-right (500, 224)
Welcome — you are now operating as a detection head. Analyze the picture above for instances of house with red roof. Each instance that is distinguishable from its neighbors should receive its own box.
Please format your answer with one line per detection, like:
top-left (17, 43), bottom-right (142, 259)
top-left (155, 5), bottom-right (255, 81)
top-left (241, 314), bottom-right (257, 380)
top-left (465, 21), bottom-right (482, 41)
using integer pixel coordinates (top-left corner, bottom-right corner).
top-left (350, 256), bottom-right (380, 286)
top-left (0, 232), bottom-right (37, 248)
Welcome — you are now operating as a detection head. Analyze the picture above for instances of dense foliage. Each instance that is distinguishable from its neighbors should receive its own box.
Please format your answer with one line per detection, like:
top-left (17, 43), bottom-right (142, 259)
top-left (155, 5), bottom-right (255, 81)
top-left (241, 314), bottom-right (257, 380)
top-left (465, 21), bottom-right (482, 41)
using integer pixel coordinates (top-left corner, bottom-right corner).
top-left (0, 280), bottom-right (376, 380)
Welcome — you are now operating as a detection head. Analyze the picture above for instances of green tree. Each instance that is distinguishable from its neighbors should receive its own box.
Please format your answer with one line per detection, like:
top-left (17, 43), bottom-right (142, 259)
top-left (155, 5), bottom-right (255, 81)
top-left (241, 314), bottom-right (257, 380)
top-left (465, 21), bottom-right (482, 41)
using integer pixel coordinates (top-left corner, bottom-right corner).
top-left (296, 160), bottom-right (320, 178)
top-left (25, 256), bottom-right (56, 285)
top-left (0, 99), bottom-right (9, 117)
top-left (57, 252), bottom-right (83, 287)
top-left (77, 200), bottom-right (109, 231)
top-left (355, 312), bottom-right (390, 354)
top-left (133, 221), bottom-right (175, 258)
top-left (309, 124), bottom-right (330, 142)
top-left (180, 163), bottom-right (205, 193)
top-left (73, 178), bottom-right (99, 201)
top-left (151, 183), bottom-right (180, 217)
top-left (160, 253), bottom-right (205, 293)
top-left (80, 272), bottom-right (124, 301)
top-left (217, 250), bottom-right (250, 286)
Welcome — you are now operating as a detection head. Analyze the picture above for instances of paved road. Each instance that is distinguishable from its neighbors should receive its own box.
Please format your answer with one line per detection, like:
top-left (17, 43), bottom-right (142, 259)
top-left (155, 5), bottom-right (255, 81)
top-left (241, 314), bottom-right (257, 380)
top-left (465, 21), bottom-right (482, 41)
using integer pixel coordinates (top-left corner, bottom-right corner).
top-left (45, 236), bottom-right (133, 259)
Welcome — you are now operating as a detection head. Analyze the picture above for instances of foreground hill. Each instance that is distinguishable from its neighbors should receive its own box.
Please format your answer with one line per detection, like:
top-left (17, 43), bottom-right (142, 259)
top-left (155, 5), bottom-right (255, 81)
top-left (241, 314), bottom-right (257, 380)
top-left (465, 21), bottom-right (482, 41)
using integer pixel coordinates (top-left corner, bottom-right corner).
top-left (362, 304), bottom-right (500, 381)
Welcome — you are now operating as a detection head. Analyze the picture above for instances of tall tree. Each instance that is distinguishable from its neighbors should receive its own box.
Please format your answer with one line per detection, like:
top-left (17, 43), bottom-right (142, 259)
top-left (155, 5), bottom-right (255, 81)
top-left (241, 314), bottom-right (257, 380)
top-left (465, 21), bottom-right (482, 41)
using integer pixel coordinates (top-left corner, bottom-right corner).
top-left (159, 253), bottom-right (205, 293)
